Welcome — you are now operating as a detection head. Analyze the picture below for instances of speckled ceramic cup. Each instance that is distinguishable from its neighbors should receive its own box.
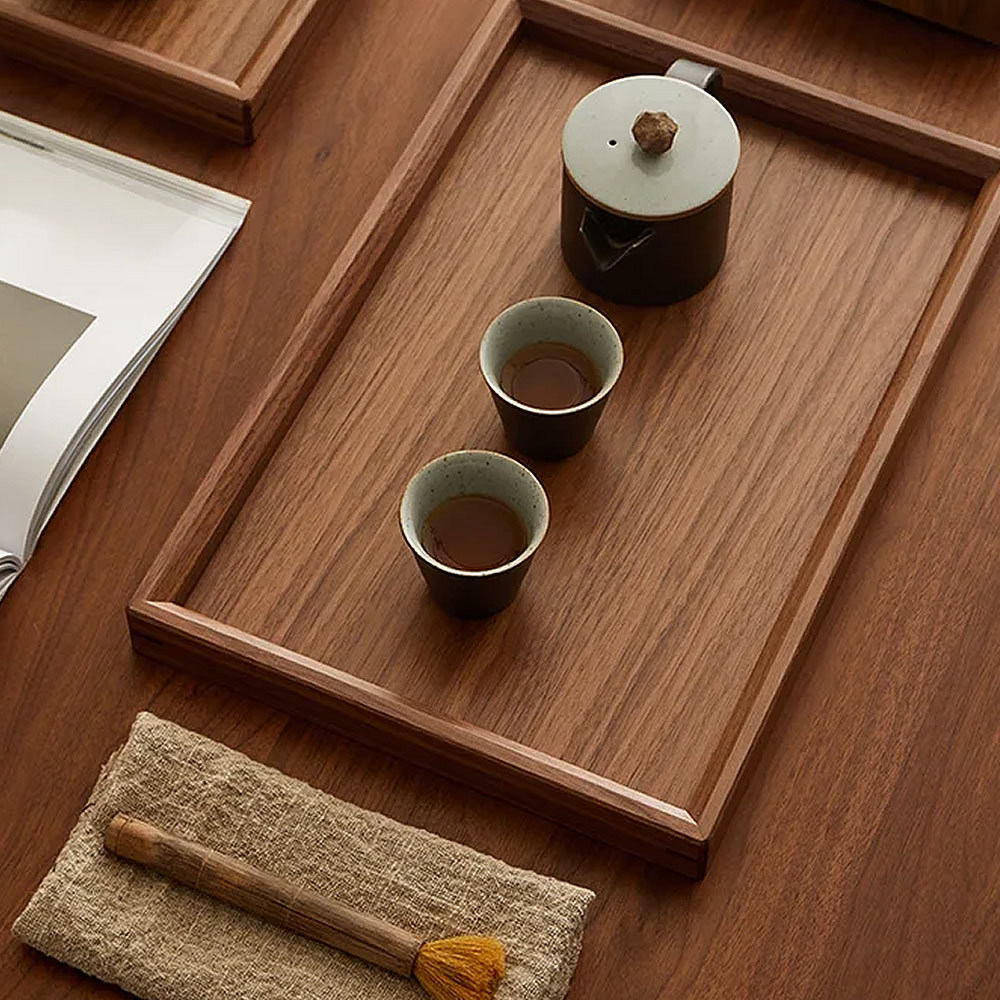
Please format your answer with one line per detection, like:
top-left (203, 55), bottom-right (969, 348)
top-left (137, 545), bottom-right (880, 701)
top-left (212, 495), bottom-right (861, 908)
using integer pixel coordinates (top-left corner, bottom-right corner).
top-left (479, 297), bottom-right (624, 460)
top-left (400, 450), bottom-right (549, 618)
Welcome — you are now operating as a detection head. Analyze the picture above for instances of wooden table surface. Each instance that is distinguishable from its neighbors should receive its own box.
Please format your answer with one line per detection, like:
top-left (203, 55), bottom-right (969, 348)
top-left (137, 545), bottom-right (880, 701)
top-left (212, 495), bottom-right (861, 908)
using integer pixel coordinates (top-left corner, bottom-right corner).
top-left (1, 1), bottom-right (998, 997)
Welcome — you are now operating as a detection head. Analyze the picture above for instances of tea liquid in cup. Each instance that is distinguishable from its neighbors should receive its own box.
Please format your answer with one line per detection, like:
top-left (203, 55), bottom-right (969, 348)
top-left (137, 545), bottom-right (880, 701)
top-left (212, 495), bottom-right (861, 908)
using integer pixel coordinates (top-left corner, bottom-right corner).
top-left (499, 341), bottom-right (600, 410)
top-left (421, 494), bottom-right (527, 571)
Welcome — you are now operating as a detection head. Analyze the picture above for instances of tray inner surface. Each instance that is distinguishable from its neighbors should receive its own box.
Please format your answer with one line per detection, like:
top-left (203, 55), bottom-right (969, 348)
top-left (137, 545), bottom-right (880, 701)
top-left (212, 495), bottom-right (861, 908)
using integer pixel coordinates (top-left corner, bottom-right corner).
top-left (188, 38), bottom-right (970, 813)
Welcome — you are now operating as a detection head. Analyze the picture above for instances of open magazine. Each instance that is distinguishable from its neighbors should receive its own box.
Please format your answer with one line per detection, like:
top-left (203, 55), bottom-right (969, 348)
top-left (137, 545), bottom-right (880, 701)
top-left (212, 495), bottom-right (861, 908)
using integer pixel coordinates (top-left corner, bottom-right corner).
top-left (0, 111), bottom-right (250, 601)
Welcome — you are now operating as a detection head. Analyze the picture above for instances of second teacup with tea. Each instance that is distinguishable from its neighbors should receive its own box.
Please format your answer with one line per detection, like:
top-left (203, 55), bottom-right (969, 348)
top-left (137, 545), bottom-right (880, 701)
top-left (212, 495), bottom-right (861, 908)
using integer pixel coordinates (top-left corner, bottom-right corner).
top-left (479, 297), bottom-right (623, 459)
top-left (400, 450), bottom-right (549, 618)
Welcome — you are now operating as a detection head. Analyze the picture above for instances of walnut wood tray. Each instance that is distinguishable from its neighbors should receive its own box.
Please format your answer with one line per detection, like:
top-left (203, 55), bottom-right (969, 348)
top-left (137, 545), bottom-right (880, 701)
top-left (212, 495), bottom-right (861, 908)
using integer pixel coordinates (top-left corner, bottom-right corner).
top-left (129, 0), bottom-right (1000, 877)
top-left (0, 0), bottom-right (332, 140)
top-left (874, 0), bottom-right (999, 44)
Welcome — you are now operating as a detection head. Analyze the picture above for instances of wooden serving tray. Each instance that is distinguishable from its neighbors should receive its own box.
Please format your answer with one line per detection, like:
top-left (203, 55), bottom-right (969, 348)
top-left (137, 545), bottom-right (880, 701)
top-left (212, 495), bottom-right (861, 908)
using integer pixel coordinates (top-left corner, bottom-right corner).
top-left (0, 0), bottom-right (332, 140)
top-left (874, 0), bottom-right (999, 44)
top-left (129, 0), bottom-right (1000, 877)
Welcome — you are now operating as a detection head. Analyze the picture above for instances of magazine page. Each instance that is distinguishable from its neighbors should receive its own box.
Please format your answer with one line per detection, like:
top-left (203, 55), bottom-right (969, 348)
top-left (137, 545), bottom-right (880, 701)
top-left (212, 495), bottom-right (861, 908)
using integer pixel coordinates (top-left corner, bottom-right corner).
top-left (0, 114), bottom-right (249, 562)
top-left (0, 281), bottom-right (96, 555)
top-left (0, 550), bottom-right (19, 600)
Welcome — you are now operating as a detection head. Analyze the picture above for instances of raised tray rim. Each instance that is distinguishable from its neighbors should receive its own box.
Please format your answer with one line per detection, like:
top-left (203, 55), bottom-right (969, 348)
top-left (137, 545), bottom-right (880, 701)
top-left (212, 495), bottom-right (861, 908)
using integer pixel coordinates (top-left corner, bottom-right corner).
top-left (127, 0), bottom-right (1000, 877)
top-left (0, 0), bottom-right (332, 141)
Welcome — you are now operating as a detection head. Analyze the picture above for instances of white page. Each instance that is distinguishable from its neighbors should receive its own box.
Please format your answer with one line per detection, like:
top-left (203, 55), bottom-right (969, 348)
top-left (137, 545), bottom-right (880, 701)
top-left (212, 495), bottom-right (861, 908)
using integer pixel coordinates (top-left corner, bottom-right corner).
top-left (0, 113), bottom-right (249, 560)
top-left (0, 549), bottom-right (19, 598)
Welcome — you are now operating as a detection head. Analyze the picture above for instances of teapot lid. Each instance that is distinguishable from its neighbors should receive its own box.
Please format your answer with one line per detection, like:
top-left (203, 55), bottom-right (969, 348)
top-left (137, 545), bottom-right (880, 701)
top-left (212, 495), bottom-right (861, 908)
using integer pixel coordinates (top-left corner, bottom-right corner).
top-left (562, 75), bottom-right (740, 220)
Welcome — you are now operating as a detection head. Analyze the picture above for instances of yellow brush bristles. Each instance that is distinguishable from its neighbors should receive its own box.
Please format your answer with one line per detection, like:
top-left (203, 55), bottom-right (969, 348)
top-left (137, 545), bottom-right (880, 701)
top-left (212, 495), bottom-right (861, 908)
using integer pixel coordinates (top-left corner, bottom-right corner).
top-left (413, 935), bottom-right (506, 1000)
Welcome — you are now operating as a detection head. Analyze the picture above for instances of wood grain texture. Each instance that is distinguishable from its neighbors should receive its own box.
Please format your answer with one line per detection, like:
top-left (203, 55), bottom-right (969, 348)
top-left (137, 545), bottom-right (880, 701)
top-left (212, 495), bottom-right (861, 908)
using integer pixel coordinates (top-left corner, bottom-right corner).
top-left (129, 16), bottom-right (996, 875)
top-left (0, 0), bottom-right (341, 139)
top-left (0, 4), bottom-right (250, 140)
top-left (133, 0), bottom-right (522, 606)
top-left (524, 0), bottom-right (1000, 189)
top-left (105, 815), bottom-right (424, 977)
top-left (4, 0), bottom-right (1000, 994)
top-left (6, 0), bottom-right (309, 75)
top-left (131, 598), bottom-right (705, 874)
top-left (698, 167), bottom-right (1000, 835)
top-left (874, 0), bottom-right (1000, 43)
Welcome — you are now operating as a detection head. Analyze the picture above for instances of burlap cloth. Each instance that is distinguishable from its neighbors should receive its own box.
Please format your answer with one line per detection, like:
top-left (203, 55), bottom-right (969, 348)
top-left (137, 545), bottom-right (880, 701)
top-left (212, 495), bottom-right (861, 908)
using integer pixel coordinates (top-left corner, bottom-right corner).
top-left (13, 712), bottom-right (594, 1000)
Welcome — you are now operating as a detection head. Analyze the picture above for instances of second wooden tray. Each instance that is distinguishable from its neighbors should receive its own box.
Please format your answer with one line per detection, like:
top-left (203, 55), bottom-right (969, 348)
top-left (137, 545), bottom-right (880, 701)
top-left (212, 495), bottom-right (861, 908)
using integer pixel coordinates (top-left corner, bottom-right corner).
top-left (0, 0), bottom-right (333, 140)
top-left (129, 0), bottom-right (1000, 877)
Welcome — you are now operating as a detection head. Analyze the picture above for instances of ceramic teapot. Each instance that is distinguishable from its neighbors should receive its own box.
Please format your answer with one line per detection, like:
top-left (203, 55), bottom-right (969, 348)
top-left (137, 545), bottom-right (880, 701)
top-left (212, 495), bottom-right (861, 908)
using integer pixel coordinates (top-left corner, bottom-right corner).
top-left (560, 60), bottom-right (740, 305)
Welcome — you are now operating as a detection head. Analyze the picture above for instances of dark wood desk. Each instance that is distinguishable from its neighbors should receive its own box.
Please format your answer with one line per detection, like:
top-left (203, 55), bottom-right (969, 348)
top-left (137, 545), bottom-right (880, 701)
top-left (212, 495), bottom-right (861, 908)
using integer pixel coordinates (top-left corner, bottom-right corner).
top-left (1, 1), bottom-right (998, 996)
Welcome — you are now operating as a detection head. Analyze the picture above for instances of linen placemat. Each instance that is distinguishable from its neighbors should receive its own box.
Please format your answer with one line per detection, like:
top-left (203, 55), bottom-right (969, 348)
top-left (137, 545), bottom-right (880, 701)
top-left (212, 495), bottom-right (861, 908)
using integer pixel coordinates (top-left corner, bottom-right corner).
top-left (13, 712), bottom-right (594, 1000)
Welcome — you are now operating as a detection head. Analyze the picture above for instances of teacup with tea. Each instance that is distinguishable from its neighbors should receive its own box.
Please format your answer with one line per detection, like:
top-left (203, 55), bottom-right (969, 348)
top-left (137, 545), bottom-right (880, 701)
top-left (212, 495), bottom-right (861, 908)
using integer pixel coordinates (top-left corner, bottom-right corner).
top-left (480, 296), bottom-right (623, 459)
top-left (400, 450), bottom-right (549, 617)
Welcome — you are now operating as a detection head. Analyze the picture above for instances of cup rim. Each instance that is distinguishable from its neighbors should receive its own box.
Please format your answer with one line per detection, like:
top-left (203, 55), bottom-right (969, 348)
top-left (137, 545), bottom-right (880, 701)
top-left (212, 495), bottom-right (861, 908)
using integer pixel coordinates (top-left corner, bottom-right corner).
top-left (479, 296), bottom-right (624, 417)
top-left (399, 450), bottom-right (550, 578)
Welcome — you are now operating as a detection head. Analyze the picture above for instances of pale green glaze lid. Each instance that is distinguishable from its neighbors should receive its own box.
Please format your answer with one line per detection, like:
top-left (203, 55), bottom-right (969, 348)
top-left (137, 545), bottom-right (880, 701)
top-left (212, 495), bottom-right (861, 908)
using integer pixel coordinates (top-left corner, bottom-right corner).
top-left (562, 75), bottom-right (740, 220)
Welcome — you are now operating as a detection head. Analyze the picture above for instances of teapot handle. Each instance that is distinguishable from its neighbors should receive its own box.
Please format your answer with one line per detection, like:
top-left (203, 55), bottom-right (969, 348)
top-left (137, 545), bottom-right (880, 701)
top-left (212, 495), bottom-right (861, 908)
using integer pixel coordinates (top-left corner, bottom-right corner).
top-left (665, 59), bottom-right (722, 99)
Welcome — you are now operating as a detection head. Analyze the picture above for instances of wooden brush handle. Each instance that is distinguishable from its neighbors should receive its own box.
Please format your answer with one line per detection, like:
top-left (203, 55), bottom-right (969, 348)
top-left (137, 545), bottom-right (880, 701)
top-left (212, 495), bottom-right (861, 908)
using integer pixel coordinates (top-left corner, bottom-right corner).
top-left (105, 814), bottom-right (422, 977)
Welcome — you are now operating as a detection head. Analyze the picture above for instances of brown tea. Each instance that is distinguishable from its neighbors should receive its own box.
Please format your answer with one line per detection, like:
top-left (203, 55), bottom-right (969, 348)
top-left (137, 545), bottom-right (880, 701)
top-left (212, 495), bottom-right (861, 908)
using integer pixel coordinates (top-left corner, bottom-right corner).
top-left (499, 341), bottom-right (600, 410)
top-left (422, 494), bottom-right (527, 571)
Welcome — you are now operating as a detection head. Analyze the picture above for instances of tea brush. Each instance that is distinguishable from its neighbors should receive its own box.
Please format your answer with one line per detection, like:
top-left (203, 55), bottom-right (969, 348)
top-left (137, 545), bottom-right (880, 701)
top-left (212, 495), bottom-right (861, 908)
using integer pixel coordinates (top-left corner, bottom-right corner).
top-left (105, 814), bottom-right (506, 1000)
